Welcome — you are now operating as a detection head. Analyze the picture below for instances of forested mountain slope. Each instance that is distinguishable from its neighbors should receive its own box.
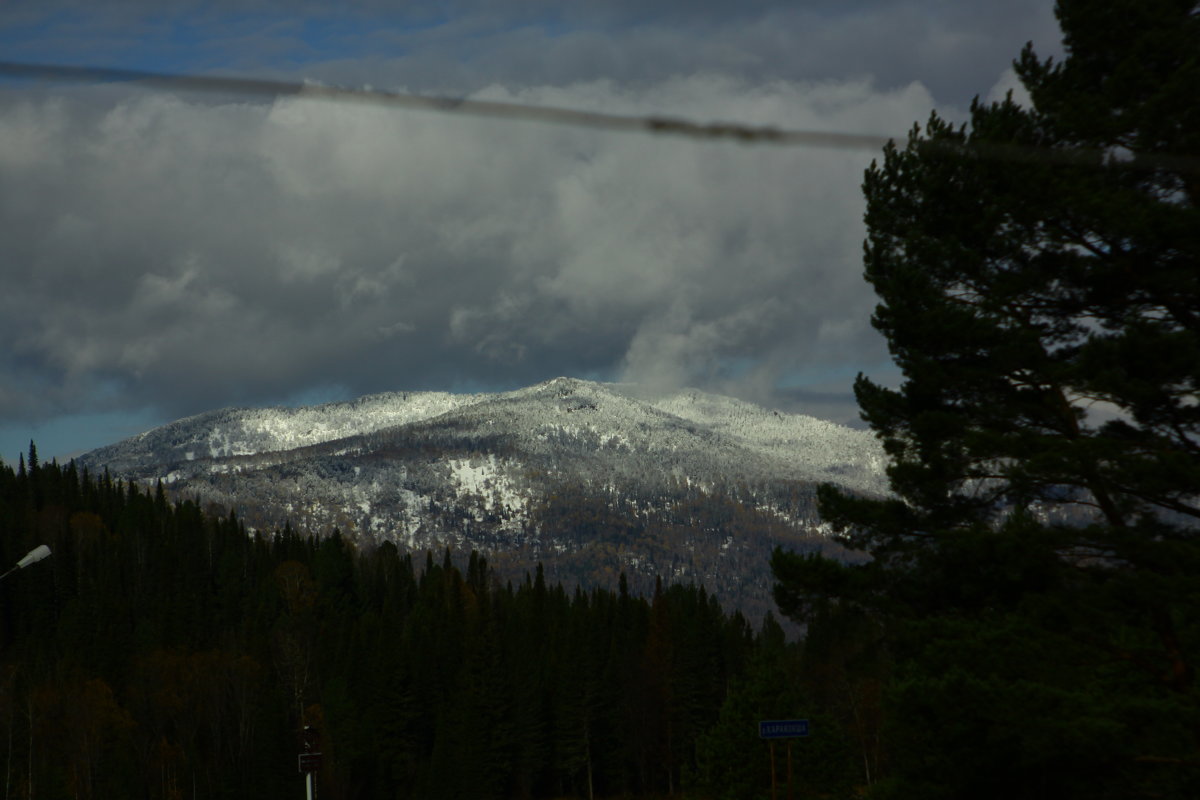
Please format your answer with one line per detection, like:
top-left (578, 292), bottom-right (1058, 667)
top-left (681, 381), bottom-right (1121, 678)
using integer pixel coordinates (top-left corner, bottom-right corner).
top-left (78, 378), bottom-right (885, 618)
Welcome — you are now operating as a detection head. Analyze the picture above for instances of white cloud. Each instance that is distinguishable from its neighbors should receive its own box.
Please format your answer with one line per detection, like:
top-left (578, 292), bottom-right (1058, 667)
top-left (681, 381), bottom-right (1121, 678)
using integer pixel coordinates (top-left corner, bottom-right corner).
top-left (1, 72), bottom-right (947, 423)
top-left (985, 66), bottom-right (1034, 108)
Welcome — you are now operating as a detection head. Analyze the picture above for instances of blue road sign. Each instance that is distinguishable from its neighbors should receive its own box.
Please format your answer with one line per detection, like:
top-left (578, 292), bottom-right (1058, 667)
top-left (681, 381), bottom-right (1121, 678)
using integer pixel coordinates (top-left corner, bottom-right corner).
top-left (758, 719), bottom-right (810, 739)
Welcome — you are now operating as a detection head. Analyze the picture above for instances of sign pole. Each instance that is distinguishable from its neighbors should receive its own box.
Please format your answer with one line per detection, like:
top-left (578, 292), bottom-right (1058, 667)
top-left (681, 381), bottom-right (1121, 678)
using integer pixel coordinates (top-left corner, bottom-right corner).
top-left (769, 740), bottom-right (777, 800)
top-left (299, 725), bottom-right (321, 800)
top-left (786, 740), bottom-right (794, 800)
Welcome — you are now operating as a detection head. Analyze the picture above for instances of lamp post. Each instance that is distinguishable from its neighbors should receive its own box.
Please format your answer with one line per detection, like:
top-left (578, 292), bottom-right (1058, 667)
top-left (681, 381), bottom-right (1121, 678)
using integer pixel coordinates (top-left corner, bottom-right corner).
top-left (299, 725), bottom-right (321, 800)
top-left (0, 546), bottom-right (51, 582)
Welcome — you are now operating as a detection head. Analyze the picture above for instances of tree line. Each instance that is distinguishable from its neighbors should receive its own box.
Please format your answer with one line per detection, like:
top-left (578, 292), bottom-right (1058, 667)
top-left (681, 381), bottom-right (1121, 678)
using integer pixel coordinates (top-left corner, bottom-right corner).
top-left (0, 450), bottom-right (870, 799)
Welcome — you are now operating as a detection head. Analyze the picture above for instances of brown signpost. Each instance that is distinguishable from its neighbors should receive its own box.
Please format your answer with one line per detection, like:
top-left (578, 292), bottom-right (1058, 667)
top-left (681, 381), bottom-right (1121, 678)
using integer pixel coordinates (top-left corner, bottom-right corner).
top-left (759, 720), bottom-right (809, 800)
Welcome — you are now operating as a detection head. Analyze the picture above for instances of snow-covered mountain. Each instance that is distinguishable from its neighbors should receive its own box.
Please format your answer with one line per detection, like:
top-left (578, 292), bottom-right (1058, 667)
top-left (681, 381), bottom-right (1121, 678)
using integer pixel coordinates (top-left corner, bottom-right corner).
top-left (78, 377), bottom-right (886, 618)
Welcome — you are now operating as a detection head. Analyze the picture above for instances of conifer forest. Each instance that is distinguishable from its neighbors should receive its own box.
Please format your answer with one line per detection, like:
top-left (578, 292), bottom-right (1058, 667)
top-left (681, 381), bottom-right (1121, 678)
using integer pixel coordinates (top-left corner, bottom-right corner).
top-left (0, 456), bottom-right (865, 799)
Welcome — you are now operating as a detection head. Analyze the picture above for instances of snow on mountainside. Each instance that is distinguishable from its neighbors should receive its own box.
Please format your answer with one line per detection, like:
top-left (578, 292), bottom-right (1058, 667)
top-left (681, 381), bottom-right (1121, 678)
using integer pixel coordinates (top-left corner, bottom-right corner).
top-left (641, 386), bottom-right (887, 490)
top-left (83, 377), bottom-right (885, 494)
top-left (81, 389), bottom-right (484, 472)
top-left (78, 378), bottom-right (886, 619)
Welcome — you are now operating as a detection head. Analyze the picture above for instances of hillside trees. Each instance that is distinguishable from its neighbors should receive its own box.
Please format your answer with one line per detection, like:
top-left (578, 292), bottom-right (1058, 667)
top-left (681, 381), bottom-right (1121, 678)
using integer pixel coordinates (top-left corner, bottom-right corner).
top-left (0, 449), bottom-right (768, 799)
top-left (774, 1), bottom-right (1199, 797)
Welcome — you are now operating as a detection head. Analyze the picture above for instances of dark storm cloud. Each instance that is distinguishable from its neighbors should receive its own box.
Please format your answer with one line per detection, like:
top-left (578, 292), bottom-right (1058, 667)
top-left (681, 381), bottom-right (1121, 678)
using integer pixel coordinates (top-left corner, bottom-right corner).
top-left (401, 0), bottom-right (1060, 103)
top-left (4, 1), bottom-right (1060, 104)
top-left (1, 0), bottom-right (1060, 446)
top-left (0, 75), bottom-right (942, 422)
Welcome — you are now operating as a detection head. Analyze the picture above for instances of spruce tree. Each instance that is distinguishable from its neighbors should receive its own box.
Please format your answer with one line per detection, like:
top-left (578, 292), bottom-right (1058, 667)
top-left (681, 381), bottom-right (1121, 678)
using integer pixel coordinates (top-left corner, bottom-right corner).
top-left (774, 2), bottom-right (1199, 797)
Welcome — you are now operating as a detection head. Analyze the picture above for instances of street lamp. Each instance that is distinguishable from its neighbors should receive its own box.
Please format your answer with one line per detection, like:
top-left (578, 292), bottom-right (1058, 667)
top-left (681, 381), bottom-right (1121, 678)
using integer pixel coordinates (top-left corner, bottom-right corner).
top-left (0, 545), bottom-right (51, 581)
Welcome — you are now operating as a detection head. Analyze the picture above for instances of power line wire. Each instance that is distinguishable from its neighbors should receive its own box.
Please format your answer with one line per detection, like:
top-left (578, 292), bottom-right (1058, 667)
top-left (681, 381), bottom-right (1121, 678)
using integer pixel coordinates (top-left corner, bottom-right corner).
top-left (2, 60), bottom-right (1196, 175)
top-left (0, 60), bottom-right (895, 149)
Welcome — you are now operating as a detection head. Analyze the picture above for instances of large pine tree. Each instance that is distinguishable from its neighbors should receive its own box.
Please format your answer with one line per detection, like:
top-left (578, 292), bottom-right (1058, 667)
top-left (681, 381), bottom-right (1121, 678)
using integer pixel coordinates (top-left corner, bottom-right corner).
top-left (774, 2), bottom-right (1199, 797)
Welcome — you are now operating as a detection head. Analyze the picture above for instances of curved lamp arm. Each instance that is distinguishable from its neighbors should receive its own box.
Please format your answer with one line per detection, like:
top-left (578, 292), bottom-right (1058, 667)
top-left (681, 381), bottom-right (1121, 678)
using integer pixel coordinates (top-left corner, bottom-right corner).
top-left (0, 545), bottom-right (52, 581)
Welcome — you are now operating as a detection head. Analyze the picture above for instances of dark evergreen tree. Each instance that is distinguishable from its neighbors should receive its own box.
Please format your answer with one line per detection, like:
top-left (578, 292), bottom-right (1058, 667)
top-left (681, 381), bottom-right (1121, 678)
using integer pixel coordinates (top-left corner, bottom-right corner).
top-left (775, 2), bottom-right (1199, 798)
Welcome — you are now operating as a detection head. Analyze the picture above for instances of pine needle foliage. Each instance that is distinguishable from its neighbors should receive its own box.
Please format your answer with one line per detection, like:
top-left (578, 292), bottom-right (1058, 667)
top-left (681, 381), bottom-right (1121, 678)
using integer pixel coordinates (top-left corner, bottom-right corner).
top-left (774, 2), bottom-right (1200, 797)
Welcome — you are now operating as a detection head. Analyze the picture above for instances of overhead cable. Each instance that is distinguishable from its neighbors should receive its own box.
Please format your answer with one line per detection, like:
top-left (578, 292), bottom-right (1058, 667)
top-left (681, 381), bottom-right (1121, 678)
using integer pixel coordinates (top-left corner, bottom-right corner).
top-left (2, 60), bottom-right (1196, 174)
top-left (0, 60), bottom-right (893, 149)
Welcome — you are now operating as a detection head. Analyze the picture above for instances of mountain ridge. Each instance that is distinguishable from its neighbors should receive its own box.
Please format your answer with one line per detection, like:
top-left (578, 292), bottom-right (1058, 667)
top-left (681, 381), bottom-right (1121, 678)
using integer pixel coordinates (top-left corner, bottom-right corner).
top-left (83, 377), bottom-right (885, 492)
top-left (78, 377), bottom-right (884, 618)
